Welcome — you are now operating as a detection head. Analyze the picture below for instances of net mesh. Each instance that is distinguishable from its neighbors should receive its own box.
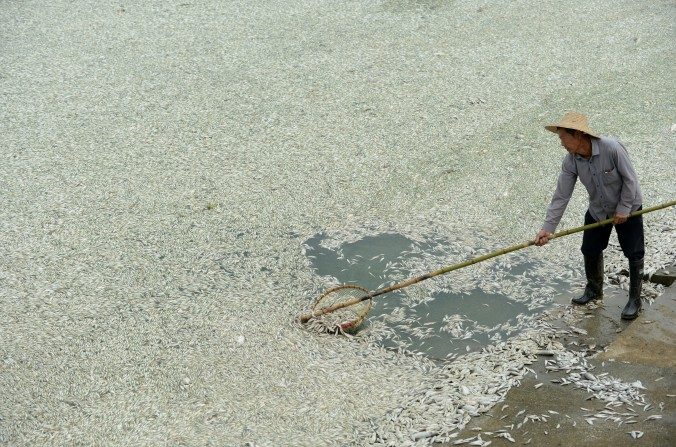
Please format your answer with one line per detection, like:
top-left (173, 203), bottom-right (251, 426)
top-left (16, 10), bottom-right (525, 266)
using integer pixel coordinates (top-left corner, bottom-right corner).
top-left (311, 285), bottom-right (372, 333)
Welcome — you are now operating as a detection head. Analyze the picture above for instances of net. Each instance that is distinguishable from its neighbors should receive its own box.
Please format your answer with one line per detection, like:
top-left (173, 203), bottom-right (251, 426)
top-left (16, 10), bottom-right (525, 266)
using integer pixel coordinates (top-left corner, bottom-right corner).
top-left (311, 285), bottom-right (372, 333)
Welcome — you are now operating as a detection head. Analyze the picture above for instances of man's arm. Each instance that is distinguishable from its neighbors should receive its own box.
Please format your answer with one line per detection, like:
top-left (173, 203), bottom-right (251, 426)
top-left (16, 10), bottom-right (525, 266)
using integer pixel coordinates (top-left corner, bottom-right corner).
top-left (535, 156), bottom-right (577, 245)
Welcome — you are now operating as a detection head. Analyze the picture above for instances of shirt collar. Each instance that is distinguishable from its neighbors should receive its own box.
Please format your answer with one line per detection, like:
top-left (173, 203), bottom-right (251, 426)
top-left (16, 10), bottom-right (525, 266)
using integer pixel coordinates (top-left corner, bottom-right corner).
top-left (575, 138), bottom-right (599, 161)
top-left (590, 138), bottom-right (600, 157)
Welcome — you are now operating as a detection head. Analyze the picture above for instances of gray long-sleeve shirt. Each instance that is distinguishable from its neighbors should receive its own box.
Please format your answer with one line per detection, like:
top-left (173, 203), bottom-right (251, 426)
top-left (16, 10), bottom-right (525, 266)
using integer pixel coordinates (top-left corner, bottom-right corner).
top-left (543, 136), bottom-right (643, 233)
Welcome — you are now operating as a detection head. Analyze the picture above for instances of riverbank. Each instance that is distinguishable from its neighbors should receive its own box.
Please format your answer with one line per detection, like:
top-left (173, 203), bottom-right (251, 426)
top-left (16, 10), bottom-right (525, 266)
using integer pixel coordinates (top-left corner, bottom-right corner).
top-left (445, 274), bottom-right (676, 446)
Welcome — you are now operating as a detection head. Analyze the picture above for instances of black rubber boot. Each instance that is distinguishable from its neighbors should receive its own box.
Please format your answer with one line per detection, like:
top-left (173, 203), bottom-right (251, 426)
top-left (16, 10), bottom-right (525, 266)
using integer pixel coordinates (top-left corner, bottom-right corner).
top-left (621, 258), bottom-right (644, 320)
top-left (572, 254), bottom-right (604, 305)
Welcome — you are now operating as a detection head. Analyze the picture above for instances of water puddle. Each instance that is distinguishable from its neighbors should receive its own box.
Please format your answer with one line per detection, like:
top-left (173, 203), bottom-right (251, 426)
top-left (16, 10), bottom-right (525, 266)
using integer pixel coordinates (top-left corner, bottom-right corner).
top-left (304, 231), bottom-right (569, 361)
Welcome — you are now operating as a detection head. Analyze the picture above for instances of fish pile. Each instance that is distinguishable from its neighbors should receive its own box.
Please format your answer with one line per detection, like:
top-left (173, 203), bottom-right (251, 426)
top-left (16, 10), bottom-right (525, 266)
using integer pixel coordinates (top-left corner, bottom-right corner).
top-left (351, 328), bottom-right (561, 446)
top-left (344, 303), bottom-right (666, 446)
top-left (546, 351), bottom-right (647, 407)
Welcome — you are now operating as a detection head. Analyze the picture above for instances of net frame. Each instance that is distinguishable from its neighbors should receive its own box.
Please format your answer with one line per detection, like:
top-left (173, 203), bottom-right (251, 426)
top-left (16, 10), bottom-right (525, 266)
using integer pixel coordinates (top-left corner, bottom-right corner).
top-left (312, 284), bottom-right (372, 332)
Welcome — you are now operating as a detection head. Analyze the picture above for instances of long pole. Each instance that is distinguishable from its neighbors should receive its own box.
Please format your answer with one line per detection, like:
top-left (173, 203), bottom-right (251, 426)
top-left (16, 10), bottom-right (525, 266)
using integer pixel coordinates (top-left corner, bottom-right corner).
top-left (299, 200), bottom-right (675, 324)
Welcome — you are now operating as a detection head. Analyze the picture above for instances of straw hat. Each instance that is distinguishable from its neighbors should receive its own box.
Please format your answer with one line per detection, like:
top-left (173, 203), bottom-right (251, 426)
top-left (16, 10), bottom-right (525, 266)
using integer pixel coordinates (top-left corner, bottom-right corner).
top-left (545, 112), bottom-right (599, 138)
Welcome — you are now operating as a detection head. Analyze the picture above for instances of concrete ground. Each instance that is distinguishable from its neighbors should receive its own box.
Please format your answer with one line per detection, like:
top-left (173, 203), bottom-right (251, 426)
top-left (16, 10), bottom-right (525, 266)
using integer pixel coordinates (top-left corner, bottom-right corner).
top-left (444, 277), bottom-right (676, 446)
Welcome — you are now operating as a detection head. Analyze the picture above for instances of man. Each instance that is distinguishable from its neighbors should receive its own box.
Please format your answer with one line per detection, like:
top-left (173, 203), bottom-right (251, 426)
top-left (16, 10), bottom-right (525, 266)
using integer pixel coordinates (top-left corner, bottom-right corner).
top-left (534, 112), bottom-right (644, 320)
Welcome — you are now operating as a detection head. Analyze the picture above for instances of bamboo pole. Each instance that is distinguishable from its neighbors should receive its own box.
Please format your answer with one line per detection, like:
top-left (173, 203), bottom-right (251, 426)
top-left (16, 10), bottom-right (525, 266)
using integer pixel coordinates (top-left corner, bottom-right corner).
top-left (299, 200), bottom-right (675, 324)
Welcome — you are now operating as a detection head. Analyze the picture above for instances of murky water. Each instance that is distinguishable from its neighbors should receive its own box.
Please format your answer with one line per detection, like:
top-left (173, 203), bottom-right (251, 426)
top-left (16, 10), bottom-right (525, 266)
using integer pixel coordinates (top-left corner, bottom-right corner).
top-left (305, 231), bottom-right (567, 360)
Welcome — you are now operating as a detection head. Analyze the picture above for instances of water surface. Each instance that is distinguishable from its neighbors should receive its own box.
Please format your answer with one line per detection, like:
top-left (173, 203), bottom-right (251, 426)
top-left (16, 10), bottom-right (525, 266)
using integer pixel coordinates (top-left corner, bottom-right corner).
top-left (305, 231), bottom-right (566, 360)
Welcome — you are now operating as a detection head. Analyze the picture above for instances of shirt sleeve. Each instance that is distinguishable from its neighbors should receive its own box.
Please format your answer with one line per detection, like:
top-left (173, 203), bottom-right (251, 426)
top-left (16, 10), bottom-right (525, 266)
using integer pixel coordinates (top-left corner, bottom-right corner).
top-left (613, 142), bottom-right (640, 216)
top-left (543, 155), bottom-right (577, 233)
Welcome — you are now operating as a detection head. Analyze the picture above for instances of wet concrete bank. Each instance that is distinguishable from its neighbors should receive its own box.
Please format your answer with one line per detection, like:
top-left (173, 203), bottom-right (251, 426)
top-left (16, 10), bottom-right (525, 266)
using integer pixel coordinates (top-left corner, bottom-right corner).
top-left (443, 281), bottom-right (676, 446)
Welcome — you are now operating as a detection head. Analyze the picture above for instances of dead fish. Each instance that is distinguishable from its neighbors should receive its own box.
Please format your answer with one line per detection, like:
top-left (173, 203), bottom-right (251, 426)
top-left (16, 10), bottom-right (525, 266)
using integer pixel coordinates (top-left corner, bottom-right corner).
top-left (493, 432), bottom-right (515, 443)
top-left (631, 380), bottom-right (646, 390)
top-left (412, 431), bottom-right (437, 441)
top-left (627, 430), bottom-right (644, 439)
top-left (582, 372), bottom-right (596, 381)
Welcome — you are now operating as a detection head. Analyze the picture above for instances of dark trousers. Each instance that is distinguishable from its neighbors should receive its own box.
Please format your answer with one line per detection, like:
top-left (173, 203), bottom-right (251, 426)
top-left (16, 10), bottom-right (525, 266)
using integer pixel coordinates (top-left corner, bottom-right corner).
top-left (581, 207), bottom-right (644, 261)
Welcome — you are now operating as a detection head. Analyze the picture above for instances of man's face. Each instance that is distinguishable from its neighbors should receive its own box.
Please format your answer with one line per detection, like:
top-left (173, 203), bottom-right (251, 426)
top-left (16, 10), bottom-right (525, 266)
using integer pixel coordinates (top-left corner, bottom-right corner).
top-left (556, 128), bottom-right (580, 154)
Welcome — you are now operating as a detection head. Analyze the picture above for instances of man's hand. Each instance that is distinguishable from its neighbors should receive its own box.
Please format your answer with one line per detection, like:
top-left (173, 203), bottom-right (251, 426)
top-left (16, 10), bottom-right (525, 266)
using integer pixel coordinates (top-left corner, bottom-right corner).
top-left (613, 212), bottom-right (629, 225)
top-left (534, 229), bottom-right (553, 246)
